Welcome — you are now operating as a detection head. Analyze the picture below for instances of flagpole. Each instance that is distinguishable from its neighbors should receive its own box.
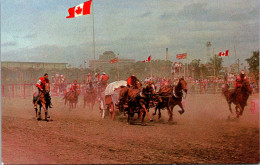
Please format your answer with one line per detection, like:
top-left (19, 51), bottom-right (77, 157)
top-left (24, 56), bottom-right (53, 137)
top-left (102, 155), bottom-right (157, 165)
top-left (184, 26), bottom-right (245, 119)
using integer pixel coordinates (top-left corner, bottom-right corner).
top-left (91, 0), bottom-right (96, 72)
top-left (117, 54), bottom-right (119, 81)
top-left (183, 59), bottom-right (185, 79)
top-left (227, 52), bottom-right (230, 74)
top-left (150, 57), bottom-right (152, 79)
top-left (186, 55), bottom-right (188, 79)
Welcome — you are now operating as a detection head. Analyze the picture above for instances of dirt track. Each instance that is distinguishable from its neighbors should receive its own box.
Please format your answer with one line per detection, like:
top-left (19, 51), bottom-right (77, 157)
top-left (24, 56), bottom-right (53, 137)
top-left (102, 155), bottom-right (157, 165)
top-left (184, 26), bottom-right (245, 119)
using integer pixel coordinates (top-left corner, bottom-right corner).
top-left (2, 93), bottom-right (259, 164)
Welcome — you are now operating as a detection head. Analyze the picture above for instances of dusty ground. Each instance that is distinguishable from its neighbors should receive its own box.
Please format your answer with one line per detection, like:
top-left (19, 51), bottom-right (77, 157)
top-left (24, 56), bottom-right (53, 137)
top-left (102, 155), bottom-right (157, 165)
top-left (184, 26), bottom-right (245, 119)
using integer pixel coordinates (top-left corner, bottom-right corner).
top-left (2, 93), bottom-right (259, 164)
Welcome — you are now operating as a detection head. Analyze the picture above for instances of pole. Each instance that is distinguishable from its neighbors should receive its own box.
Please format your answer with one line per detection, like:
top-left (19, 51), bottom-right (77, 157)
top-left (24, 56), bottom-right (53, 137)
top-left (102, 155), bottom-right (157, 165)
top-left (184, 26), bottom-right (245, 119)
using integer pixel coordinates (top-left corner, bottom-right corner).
top-left (184, 60), bottom-right (186, 79)
top-left (238, 58), bottom-right (240, 72)
top-left (186, 57), bottom-right (188, 79)
top-left (234, 45), bottom-right (237, 73)
top-left (150, 60), bottom-right (152, 79)
top-left (213, 48), bottom-right (215, 78)
top-left (117, 54), bottom-right (119, 81)
top-left (227, 52), bottom-right (230, 74)
top-left (91, 0), bottom-right (96, 72)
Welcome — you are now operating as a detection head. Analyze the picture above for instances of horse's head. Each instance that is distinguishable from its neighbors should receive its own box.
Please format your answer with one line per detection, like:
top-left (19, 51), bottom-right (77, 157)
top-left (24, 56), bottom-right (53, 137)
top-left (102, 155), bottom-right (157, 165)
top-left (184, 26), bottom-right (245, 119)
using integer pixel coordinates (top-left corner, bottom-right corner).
top-left (178, 78), bottom-right (188, 93)
top-left (45, 83), bottom-right (50, 93)
top-left (142, 83), bottom-right (156, 97)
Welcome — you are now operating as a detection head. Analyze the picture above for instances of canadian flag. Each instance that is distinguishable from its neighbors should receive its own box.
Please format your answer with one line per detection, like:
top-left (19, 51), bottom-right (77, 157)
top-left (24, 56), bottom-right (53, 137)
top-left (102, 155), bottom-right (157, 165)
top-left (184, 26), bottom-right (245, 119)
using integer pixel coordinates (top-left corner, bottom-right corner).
top-left (66, 0), bottom-right (92, 18)
top-left (142, 55), bottom-right (151, 63)
top-left (219, 50), bottom-right (229, 56)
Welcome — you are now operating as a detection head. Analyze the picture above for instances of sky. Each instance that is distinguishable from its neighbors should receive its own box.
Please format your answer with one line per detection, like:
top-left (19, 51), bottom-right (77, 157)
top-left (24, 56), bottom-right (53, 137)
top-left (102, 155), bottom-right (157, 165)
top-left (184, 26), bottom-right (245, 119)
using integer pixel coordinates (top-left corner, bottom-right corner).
top-left (1, 0), bottom-right (259, 68)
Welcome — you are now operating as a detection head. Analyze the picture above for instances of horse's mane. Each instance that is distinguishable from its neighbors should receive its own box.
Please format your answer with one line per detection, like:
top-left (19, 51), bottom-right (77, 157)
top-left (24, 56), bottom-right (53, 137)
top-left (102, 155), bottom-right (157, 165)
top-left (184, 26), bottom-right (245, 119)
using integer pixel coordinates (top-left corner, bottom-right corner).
top-left (159, 85), bottom-right (173, 94)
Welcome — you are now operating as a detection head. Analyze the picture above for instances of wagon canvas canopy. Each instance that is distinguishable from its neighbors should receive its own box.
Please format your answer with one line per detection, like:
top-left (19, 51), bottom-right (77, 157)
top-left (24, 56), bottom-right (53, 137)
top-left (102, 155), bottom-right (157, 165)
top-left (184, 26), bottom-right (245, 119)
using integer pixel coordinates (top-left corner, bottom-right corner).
top-left (105, 80), bottom-right (127, 96)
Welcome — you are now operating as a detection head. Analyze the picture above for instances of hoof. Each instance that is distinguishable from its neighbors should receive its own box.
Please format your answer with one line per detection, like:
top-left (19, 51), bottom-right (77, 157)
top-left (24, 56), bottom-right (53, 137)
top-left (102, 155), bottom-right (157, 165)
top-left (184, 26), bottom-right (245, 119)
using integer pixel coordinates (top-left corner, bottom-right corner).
top-left (150, 119), bottom-right (153, 122)
top-left (47, 116), bottom-right (50, 118)
top-left (37, 118), bottom-right (41, 121)
top-left (178, 110), bottom-right (184, 115)
top-left (152, 113), bottom-right (156, 116)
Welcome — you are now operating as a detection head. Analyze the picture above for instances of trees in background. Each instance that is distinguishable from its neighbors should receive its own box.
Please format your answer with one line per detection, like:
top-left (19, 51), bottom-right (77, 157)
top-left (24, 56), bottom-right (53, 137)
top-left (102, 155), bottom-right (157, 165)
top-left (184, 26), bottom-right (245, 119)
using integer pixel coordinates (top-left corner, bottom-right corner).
top-left (246, 50), bottom-right (259, 80)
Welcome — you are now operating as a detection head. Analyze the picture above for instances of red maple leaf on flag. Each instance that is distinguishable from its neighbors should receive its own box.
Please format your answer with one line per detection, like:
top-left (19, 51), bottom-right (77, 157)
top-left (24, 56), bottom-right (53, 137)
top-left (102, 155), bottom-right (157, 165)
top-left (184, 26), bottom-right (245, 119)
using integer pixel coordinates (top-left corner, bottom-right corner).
top-left (75, 6), bottom-right (82, 15)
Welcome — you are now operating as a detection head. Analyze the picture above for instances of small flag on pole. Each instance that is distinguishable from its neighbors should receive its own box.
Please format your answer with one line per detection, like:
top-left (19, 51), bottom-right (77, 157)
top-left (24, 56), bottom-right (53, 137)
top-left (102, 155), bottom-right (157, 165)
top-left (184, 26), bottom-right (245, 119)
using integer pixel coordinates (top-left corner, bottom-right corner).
top-left (66, 0), bottom-right (92, 18)
top-left (176, 53), bottom-right (187, 59)
top-left (142, 55), bottom-right (151, 63)
top-left (219, 50), bottom-right (229, 56)
top-left (110, 57), bottom-right (118, 63)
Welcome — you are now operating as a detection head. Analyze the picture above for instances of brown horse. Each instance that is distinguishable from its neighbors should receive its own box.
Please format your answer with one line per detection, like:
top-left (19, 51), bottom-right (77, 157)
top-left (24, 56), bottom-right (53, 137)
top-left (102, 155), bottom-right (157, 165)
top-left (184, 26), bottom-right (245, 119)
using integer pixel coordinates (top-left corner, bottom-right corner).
top-left (64, 90), bottom-right (79, 110)
top-left (153, 78), bottom-right (188, 121)
top-left (222, 81), bottom-right (252, 118)
top-left (83, 83), bottom-right (96, 110)
top-left (33, 83), bottom-right (50, 121)
top-left (119, 81), bottom-right (154, 123)
top-left (168, 78), bottom-right (188, 121)
top-left (152, 84), bottom-right (173, 119)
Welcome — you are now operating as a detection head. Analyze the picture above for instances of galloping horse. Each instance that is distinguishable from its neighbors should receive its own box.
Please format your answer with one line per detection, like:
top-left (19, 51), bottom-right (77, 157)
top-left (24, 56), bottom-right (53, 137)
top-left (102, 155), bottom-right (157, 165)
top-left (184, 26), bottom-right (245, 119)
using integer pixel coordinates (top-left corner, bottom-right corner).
top-left (168, 78), bottom-right (188, 121)
top-left (83, 82), bottom-right (96, 110)
top-left (153, 78), bottom-right (188, 121)
top-left (119, 81), bottom-right (154, 123)
top-left (33, 83), bottom-right (51, 121)
top-left (222, 81), bottom-right (252, 118)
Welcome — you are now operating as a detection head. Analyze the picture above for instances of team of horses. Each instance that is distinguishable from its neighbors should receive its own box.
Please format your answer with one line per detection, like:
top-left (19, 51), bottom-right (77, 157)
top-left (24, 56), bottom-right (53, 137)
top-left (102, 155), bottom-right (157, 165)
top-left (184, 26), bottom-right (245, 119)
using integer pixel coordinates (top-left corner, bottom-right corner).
top-left (32, 78), bottom-right (253, 122)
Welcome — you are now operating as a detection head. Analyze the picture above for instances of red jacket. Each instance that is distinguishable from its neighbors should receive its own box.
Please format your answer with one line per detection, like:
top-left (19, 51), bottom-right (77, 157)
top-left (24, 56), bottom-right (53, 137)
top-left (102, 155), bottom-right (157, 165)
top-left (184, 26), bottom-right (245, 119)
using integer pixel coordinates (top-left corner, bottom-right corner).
top-left (36, 77), bottom-right (49, 90)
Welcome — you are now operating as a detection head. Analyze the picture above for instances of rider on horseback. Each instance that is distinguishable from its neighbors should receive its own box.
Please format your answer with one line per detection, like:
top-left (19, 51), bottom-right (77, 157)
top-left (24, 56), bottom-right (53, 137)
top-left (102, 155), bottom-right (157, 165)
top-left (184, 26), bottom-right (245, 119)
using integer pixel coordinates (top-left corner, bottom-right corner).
top-left (229, 70), bottom-right (248, 103)
top-left (70, 80), bottom-right (79, 92)
top-left (34, 73), bottom-right (53, 109)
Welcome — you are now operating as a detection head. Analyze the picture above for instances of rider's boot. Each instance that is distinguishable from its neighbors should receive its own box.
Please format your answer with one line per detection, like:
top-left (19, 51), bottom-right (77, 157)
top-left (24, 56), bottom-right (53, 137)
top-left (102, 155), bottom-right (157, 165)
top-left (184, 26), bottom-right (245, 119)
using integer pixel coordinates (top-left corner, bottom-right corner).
top-left (49, 102), bottom-right (54, 108)
top-left (44, 112), bottom-right (49, 121)
top-left (178, 109), bottom-right (185, 115)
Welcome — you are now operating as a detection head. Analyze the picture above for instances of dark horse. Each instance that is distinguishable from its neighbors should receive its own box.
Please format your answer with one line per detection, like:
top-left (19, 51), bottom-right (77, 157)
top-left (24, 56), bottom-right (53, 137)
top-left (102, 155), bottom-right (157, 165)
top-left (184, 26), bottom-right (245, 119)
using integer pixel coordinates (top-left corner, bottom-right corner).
top-left (119, 81), bottom-right (154, 123)
top-left (222, 81), bottom-right (252, 118)
top-left (33, 83), bottom-right (51, 121)
top-left (153, 78), bottom-right (188, 121)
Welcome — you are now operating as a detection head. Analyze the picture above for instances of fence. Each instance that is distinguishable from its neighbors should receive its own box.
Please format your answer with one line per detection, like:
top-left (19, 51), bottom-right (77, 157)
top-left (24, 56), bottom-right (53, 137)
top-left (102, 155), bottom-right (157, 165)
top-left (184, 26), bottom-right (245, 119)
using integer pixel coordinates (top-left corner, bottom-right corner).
top-left (1, 81), bottom-right (259, 98)
top-left (1, 83), bottom-right (85, 99)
